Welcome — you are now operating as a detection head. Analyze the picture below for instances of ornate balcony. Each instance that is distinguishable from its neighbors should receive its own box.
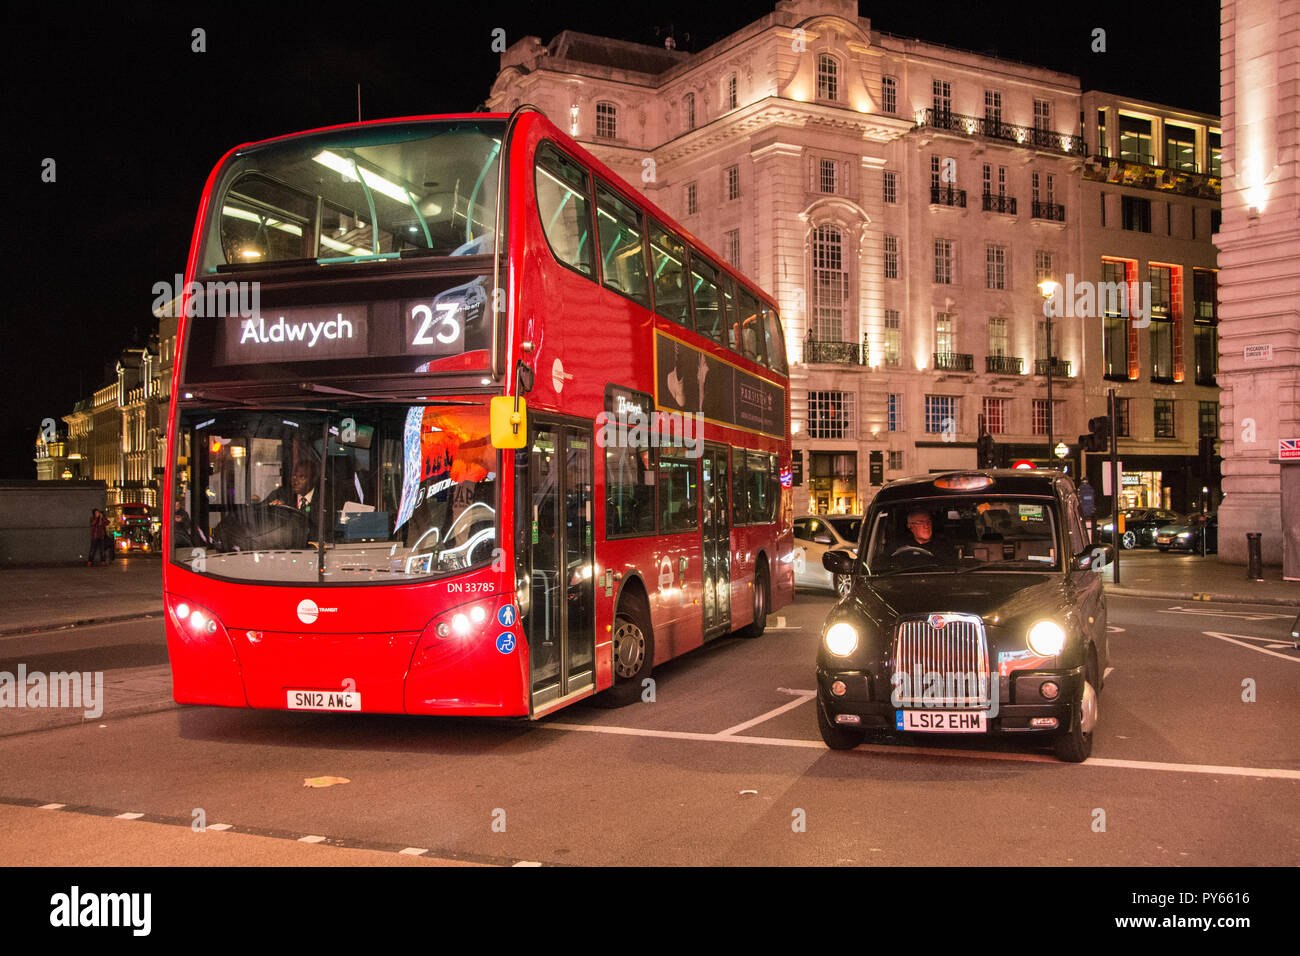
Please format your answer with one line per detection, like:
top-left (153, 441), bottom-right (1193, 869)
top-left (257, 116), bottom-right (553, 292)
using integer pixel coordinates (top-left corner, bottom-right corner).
top-left (933, 351), bottom-right (974, 372)
top-left (930, 185), bottom-right (966, 207)
top-left (982, 193), bottom-right (1017, 214)
top-left (805, 334), bottom-right (867, 366)
top-left (915, 108), bottom-right (1086, 156)
top-left (985, 354), bottom-right (1024, 375)
top-left (1031, 201), bottom-right (1066, 222)
top-left (1035, 358), bottom-right (1072, 377)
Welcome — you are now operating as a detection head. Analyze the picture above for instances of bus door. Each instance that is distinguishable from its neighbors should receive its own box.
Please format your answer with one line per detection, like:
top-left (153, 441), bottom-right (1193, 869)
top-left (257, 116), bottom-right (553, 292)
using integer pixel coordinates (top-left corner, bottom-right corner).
top-left (701, 442), bottom-right (731, 636)
top-left (526, 422), bottom-right (595, 711)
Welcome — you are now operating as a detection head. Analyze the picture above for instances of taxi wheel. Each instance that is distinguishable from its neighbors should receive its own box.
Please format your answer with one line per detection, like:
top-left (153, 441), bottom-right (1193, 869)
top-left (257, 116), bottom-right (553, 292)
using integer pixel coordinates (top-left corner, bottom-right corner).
top-left (742, 562), bottom-right (768, 638)
top-left (816, 698), bottom-right (864, 750)
top-left (1055, 654), bottom-right (1099, 762)
top-left (596, 595), bottom-right (654, 708)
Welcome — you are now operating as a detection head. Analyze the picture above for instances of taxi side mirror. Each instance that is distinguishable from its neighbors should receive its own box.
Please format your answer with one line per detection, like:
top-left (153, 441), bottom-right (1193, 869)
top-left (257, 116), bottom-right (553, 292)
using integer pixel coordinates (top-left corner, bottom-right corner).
top-left (822, 550), bottom-right (855, 575)
top-left (1074, 544), bottom-right (1113, 571)
top-left (490, 396), bottom-right (527, 449)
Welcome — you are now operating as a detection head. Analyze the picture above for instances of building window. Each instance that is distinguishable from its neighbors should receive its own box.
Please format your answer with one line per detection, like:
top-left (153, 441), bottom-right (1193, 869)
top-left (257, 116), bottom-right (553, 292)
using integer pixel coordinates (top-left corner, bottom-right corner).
top-left (888, 449), bottom-right (903, 470)
top-left (1097, 108), bottom-right (1108, 156)
top-left (1032, 399), bottom-right (1064, 436)
top-left (1154, 399), bottom-right (1175, 438)
top-left (812, 225), bottom-right (846, 342)
top-left (1199, 401), bottom-right (1218, 439)
top-left (1033, 98), bottom-right (1051, 131)
top-left (985, 244), bottom-right (1006, 290)
top-left (1100, 192), bottom-right (1107, 227)
top-left (1194, 269), bottom-right (1218, 386)
top-left (684, 92), bottom-right (696, 130)
top-left (1208, 131), bottom-right (1221, 177)
top-left (887, 393), bottom-right (901, 432)
top-left (934, 238), bottom-right (954, 284)
top-left (595, 101), bottom-right (618, 139)
top-left (1035, 251), bottom-right (1053, 285)
top-left (817, 53), bottom-right (839, 101)
top-left (935, 313), bottom-right (955, 354)
top-left (932, 79), bottom-right (951, 117)
top-left (883, 235), bottom-right (899, 279)
top-left (1119, 115), bottom-right (1154, 164)
top-left (724, 73), bottom-right (737, 110)
top-left (881, 75), bottom-right (897, 114)
top-left (808, 390), bottom-right (854, 439)
top-left (1165, 123), bottom-right (1197, 172)
top-left (819, 158), bottom-right (838, 194)
top-left (884, 310), bottom-right (902, 366)
top-left (882, 170), bottom-right (897, 204)
top-left (925, 395), bottom-right (957, 434)
top-left (1121, 195), bottom-right (1151, 232)
top-left (1149, 264), bottom-right (1174, 381)
top-left (1102, 259), bottom-right (1129, 377)
top-left (724, 229), bottom-right (740, 268)
top-left (988, 316), bottom-right (1008, 357)
top-left (982, 397), bottom-right (1008, 434)
top-left (685, 182), bottom-right (697, 216)
top-left (984, 89), bottom-right (1002, 126)
top-left (725, 165), bottom-right (740, 201)
top-left (1114, 398), bottom-right (1131, 437)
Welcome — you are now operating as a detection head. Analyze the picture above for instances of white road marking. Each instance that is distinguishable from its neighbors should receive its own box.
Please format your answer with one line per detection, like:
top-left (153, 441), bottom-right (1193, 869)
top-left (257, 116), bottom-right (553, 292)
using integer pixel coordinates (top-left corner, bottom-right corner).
top-left (399, 847), bottom-right (428, 856)
top-left (1106, 625), bottom-right (1125, 633)
top-left (512, 861), bottom-right (543, 867)
top-left (1202, 631), bottom-right (1300, 662)
top-left (777, 687), bottom-right (818, 696)
top-left (1161, 606), bottom-right (1290, 621)
top-left (38, 803), bottom-right (65, 810)
top-left (207, 823), bottom-right (232, 831)
top-left (1104, 667), bottom-right (1115, 680)
top-left (115, 812), bottom-right (144, 820)
top-left (539, 721), bottom-right (1300, 778)
top-left (298, 834), bottom-right (327, 844)
top-left (717, 692), bottom-right (815, 736)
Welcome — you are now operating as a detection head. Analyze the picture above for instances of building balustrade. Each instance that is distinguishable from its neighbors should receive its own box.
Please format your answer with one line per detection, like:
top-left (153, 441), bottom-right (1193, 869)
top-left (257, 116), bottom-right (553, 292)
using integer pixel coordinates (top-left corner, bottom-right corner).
top-left (934, 351), bottom-right (974, 372)
top-left (915, 108), bottom-right (1085, 156)
top-left (985, 354), bottom-right (1024, 375)
top-left (805, 334), bottom-right (868, 366)
top-left (982, 193), bottom-right (1017, 214)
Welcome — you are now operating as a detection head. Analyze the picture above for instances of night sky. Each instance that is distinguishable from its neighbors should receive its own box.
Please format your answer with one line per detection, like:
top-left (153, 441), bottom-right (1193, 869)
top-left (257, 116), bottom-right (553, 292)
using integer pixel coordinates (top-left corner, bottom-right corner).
top-left (5, 0), bottom-right (1219, 478)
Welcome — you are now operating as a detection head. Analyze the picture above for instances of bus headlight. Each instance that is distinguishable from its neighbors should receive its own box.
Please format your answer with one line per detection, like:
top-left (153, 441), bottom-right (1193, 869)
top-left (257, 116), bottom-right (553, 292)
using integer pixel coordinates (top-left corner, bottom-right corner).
top-left (1027, 619), bottom-right (1066, 657)
top-left (824, 622), bottom-right (859, 657)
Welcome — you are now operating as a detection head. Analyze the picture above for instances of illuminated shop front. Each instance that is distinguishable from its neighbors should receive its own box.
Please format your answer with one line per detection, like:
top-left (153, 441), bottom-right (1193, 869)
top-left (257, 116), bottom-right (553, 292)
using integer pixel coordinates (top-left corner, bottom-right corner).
top-left (809, 451), bottom-right (857, 514)
top-left (1118, 470), bottom-right (1169, 510)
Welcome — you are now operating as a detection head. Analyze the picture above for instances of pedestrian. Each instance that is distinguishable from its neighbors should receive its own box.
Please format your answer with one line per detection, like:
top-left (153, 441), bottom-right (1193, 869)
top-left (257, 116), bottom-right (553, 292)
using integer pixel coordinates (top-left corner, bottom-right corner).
top-left (89, 508), bottom-right (109, 566)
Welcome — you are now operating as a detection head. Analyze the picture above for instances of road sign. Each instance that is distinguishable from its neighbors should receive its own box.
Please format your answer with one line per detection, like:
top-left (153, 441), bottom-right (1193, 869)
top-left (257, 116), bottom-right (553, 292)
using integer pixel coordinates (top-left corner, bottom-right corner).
top-left (1012, 459), bottom-right (1035, 470)
top-left (1054, 442), bottom-right (1068, 459)
top-left (1244, 344), bottom-right (1273, 363)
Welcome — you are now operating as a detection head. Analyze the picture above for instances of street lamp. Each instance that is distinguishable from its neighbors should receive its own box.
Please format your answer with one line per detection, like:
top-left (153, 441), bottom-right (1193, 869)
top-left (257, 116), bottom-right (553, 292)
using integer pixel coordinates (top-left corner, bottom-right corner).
top-left (1038, 279), bottom-right (1060, 463)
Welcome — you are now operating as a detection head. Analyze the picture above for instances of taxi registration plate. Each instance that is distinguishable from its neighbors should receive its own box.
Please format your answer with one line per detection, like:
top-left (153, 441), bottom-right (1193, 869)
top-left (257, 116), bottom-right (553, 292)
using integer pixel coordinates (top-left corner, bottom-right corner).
top-left (897, 710), bottom-right (986, 733)
top-left (287, 690), bottom-right (361, 711)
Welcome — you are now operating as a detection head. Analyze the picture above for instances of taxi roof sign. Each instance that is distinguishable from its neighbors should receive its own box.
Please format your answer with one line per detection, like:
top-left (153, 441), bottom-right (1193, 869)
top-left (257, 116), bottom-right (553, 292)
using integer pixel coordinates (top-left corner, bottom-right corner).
top-left (933, 474), bottom-right (994, 491)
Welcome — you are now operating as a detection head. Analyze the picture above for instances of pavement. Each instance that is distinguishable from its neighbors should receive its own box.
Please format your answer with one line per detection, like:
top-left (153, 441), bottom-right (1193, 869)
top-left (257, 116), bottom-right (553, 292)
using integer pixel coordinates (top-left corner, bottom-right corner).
top-left (0, 549), bottom-right (1294, 638)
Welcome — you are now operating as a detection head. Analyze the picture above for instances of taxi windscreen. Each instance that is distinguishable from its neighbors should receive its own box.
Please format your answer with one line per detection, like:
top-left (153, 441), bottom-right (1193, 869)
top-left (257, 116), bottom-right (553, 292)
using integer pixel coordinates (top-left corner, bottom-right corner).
top-left (863, 497), bottom-right (1060, 574)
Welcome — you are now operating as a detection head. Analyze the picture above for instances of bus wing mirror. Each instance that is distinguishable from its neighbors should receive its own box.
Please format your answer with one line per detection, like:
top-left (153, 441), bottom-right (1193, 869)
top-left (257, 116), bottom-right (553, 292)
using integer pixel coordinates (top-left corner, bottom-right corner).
top-left (490, 396), bottom-right (527, 449)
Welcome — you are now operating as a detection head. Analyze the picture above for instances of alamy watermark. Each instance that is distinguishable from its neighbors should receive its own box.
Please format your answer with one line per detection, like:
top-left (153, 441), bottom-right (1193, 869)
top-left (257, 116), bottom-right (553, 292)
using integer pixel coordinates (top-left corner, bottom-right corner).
top-left (1042, 273), bottom-right (1151, 326)
top-left (0, 665), bottom-right (103, 719)
top-left (151, 274), bottom-right (261, 318)
top-left (890, 668), bottom-right (1000, 718)
top-left (595, 399), bottom-right (704, 459)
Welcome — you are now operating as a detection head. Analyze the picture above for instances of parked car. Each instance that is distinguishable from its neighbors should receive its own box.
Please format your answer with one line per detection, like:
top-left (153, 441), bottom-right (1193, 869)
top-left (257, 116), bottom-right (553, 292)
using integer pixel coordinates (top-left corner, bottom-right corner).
top-left (1098, 508), bottom-right (1181, 549)
top-left (817, 469), bottom-right (1112, 762)
top-left (1156, 513), bottom-right (1218, 553)
top-left (793, 515), bottom-right (861, 597)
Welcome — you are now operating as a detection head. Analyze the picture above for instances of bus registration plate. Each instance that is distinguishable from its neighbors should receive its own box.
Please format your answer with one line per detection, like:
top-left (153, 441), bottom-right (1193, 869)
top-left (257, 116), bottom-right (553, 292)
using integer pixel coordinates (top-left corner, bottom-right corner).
top-left (287, 690), bottom-right (362, 712)
top-left (897, 710), bottom-right (986, 733)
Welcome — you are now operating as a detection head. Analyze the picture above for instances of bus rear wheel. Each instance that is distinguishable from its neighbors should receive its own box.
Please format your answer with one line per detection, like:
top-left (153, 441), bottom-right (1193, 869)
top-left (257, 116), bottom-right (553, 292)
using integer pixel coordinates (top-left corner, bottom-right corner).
top-left (597, 596), bottom-right (654, 708)
top-left (742, 562), bottom-right (769, 638)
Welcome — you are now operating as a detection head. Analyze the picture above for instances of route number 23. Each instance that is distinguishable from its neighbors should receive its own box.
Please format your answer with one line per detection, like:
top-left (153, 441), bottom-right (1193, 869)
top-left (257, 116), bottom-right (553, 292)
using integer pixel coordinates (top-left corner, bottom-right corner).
top-left (411, 303), bottom-right (461, 346)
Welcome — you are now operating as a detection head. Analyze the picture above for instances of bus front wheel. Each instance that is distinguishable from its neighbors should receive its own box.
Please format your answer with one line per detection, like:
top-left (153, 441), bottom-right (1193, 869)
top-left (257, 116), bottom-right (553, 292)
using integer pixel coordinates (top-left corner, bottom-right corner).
top-left (597, 596), bottom-right (654, 708)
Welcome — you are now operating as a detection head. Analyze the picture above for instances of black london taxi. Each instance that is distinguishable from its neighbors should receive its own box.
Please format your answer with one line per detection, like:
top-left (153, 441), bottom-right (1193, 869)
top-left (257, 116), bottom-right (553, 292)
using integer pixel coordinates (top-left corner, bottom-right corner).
top-left (817, 470), bottom-right (1113, 762)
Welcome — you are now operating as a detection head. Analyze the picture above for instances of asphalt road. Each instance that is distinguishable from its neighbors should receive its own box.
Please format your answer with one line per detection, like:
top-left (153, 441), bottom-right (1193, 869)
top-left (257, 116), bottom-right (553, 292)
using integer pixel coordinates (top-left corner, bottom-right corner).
top-left (0, 590), bottom-right (1296, 866)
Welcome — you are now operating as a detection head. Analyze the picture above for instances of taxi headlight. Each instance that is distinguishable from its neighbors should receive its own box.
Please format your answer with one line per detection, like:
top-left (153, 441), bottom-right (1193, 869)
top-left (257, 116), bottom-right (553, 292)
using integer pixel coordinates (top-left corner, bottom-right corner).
top-left (824, 622), bottom-right (859, 657)
top-left (1027, 619), bottom-right (1066, 657)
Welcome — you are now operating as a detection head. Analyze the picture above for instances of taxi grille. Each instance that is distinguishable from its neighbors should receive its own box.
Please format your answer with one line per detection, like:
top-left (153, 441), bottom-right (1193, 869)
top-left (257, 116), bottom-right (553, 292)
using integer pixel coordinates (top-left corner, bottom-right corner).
top-left (892, 615), bottom-right (991, 707)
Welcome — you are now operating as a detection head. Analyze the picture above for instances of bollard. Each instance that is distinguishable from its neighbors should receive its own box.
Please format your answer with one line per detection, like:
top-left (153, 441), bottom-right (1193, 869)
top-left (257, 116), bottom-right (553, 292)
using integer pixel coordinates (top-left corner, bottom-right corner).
top-left (1246, 532), bottom-right (1263, 581)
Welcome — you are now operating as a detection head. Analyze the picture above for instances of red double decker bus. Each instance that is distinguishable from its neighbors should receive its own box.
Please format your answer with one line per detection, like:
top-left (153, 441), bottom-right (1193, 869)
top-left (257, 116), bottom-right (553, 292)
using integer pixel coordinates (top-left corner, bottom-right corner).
top-left (164, 108), bottom-right (792, 718)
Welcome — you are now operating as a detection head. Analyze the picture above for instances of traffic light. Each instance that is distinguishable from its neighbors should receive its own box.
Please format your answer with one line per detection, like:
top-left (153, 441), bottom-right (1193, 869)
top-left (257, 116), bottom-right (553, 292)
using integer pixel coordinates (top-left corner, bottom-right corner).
top-left (977, 432), bottom-right (995, 468)
top-left (1081, 415), bottom-right (1111, 452)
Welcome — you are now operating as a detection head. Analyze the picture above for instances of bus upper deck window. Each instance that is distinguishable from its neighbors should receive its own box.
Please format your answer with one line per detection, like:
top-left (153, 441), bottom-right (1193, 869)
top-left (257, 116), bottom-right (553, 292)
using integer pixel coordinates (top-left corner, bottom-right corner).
top-left (649, 221), bottom-right (689, 327)
top-left (690, 255), bottom-right (723, 344)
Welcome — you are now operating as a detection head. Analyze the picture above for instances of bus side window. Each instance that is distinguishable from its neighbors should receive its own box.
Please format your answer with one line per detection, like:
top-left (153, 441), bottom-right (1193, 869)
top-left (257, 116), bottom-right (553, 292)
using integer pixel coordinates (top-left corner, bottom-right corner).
top-left (658, 445), bottom-right (698, 533)
top-left (606, 443), bottom-right (655, 537)
top-left (723, 278), bottom-right (739, 352)
top-left (649, 220), bottom-right (690, 327)
top-left (535, 143), bottom-right (595, 277)
top-left (738, 288), bottom-right (765, 365)
top-left (690, 254), bottom-right (724, 344)
top-left (731, 447), bottom-right (750, 525)
top-left (595, 180), bottom-right (650, 307)
top-left (763, 307), bottom-right (788, 375)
